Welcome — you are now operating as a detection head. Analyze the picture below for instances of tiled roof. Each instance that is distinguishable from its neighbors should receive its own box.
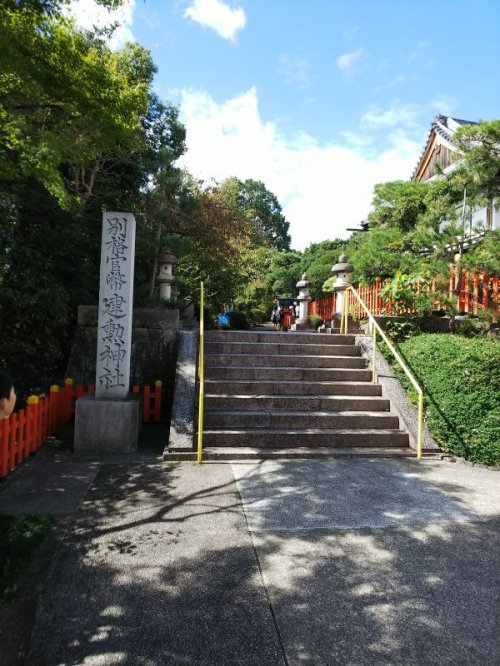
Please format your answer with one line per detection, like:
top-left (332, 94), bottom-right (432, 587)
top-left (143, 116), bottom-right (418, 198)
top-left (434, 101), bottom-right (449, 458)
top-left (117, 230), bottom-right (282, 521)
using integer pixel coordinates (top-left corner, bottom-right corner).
top-left (412, 115), bottom-right (477, 179)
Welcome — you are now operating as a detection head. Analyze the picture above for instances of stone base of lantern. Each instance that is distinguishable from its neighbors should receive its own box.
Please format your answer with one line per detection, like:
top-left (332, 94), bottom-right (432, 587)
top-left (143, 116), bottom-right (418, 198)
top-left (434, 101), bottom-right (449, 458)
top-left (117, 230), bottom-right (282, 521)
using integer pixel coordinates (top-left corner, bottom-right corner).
top-left (74, 394), bottom-right (142, 454)
top-left (294, 320), bottom-right (315, 331)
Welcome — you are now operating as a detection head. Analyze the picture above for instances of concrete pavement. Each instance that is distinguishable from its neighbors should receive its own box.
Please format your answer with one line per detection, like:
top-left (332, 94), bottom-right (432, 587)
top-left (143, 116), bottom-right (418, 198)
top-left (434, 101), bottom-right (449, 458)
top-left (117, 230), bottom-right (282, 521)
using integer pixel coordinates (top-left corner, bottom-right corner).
top-left (0, 449), bottom-right (498, 665)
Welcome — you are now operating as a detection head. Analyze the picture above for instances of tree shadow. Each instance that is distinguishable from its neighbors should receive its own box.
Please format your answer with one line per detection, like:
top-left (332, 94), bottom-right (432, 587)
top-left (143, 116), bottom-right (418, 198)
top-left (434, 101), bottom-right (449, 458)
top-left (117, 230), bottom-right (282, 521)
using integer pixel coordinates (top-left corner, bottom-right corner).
top-left (25, 460), bottom-right (499, 665)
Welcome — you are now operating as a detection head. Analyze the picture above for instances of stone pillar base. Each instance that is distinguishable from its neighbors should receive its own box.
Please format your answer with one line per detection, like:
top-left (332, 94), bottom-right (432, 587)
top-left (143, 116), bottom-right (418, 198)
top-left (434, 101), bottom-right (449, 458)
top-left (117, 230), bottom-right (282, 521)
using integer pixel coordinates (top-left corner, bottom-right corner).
top-left (74, 394), bottom-right (142, 454)
top-left (294, 321), bottom-right (315, 331)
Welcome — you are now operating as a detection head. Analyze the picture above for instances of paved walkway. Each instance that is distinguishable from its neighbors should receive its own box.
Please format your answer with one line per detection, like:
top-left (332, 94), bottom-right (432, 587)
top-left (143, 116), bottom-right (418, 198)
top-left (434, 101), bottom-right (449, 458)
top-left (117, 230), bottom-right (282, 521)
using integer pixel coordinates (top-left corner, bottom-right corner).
top-left (0, 446), bottom-right (499, 665)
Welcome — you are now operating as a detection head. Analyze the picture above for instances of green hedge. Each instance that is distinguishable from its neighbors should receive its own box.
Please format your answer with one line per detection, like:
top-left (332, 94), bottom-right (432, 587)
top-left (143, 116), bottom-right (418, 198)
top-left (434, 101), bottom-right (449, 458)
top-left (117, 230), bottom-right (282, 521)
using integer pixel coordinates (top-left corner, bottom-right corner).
top-left (390, 334), bottom-right (500, 465)
top-left (0, 514), bottom-right (53, 601)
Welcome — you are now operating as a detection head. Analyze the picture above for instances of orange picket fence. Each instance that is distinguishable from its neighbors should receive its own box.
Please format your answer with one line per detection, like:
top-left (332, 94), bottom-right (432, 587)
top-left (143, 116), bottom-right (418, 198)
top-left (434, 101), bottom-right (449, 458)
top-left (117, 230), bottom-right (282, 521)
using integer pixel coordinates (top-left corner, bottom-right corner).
top-left (0, 379), bottom-right (162, 480)
top-left (311, 269), bottom-right (499, 321)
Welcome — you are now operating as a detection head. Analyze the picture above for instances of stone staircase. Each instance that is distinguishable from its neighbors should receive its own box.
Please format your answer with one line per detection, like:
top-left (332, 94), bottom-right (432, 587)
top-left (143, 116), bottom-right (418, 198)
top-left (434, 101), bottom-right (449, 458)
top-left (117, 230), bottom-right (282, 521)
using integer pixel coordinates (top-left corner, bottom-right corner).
top-left (187, 329), bottom-right (415, 460)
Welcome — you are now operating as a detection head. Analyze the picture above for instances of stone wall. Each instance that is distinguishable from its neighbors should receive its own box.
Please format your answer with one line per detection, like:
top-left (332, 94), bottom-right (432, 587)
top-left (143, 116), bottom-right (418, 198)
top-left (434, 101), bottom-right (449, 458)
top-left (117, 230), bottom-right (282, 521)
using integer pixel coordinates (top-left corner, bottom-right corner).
top-left (65, 306), bottom-right (180, 387)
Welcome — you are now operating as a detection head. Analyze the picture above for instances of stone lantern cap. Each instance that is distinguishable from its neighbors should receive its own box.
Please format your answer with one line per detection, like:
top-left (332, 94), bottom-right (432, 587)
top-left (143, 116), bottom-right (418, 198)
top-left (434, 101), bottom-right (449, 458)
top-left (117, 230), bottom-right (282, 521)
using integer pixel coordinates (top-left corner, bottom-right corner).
top-left (331, 254), bottom-right (353, 274)
top-left (158, 251), bottom-right (178, 265)
top-left (296, 273), bottom-right (311, 288)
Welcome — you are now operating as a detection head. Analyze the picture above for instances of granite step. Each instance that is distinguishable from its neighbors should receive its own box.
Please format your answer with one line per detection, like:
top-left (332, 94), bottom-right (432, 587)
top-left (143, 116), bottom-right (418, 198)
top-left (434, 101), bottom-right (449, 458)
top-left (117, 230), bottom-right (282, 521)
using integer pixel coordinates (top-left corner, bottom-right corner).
top-left (204, 395), bottom-right (390, 412)
top-left (204, 353), bottom-right (367, 369)
top-left (204, 380), bottom-right (383, 396)
top-left (200, 429), bottom-right (410, 448)
top-left (166, 447), bottom-right (417, 460)
top-left (206, 331), bottom-right (356, 345)
top-left (204, 411), bottom-right (400, 429)
top-left (205, 367), bottom-right (373, 382)
top-left (205, 342), bottom-right (362, 356)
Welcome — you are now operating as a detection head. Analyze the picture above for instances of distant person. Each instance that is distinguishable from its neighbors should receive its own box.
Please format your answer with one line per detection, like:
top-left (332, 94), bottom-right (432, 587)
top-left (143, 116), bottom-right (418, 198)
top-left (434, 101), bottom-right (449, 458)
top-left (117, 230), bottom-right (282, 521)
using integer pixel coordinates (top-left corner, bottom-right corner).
top-left (0, 371), bottom-right (16, 419)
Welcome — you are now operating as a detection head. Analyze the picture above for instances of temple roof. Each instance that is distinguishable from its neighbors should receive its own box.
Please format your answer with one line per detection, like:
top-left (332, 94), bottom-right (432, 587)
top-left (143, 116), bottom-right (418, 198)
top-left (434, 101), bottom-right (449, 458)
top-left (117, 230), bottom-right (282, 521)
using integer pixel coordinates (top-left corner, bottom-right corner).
top-left (412, 115), bottom-right (477, 181)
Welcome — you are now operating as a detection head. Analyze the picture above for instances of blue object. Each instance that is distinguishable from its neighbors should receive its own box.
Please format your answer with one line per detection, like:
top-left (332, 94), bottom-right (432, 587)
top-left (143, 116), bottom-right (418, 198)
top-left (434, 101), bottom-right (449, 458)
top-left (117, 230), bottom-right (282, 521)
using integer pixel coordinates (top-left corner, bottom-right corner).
top-left (217, 309), bottom-right (237, 326)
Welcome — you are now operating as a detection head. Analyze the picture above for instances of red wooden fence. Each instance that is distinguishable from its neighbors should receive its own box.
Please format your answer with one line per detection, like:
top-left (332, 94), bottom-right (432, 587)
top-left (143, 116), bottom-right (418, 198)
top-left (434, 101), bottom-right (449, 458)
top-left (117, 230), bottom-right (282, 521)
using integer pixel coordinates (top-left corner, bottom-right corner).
top-left (310, 270), bottom-right (499, 321)
top-left (0, 380), bottom-right (162, 480)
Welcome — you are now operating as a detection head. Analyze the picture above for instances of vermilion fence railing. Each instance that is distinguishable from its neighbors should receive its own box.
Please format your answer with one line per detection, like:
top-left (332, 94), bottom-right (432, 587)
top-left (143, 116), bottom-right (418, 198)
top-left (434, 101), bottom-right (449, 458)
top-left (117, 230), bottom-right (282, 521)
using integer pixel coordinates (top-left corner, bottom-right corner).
top-left (0, 380), bottom-right (162, 480)
top-left (310, 270), bottom-right (499, 320)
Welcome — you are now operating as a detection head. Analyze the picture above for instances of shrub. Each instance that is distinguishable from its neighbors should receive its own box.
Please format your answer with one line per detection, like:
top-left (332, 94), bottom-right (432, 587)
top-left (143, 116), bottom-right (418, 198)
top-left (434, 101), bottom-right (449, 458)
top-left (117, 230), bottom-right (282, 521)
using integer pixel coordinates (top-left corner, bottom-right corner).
top-left (0, 514), bottom-right (53, 601)
top-left (227, 310), bottom-right (249, 330)
top-left (308, 314), bottom-right (323, 329)
top-left (390, 334), bottom-right (500, 465)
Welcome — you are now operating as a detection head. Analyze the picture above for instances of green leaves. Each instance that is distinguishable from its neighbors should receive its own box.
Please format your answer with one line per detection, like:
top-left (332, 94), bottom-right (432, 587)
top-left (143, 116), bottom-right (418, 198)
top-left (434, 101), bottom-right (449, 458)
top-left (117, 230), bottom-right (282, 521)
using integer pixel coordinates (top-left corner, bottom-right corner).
top-left (0, 5), bottom-right (153, 207)
top-left (394, 335), bottom-right (500, 465)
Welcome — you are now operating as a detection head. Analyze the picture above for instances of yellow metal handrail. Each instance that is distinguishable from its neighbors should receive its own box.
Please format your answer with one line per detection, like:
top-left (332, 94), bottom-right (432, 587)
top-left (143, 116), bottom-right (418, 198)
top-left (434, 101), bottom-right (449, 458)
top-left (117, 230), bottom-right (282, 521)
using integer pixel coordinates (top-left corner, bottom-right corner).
top-left (341, 287), bottom-right (424, 460)
top-left (197, 281), bottom-right (205, 463)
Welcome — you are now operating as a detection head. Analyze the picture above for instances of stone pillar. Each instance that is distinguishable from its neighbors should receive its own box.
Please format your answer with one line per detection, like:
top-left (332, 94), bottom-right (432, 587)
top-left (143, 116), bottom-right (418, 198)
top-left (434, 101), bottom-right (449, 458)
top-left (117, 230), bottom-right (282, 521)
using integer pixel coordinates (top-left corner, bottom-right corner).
top-left (156, 250), bottom-right (178, 302)
top-left (74, 212), bottom-right (141, 454)
top-left (295, 273), bottom-right (312, 330)
top-left (331, 254), bottom-right (354, 325)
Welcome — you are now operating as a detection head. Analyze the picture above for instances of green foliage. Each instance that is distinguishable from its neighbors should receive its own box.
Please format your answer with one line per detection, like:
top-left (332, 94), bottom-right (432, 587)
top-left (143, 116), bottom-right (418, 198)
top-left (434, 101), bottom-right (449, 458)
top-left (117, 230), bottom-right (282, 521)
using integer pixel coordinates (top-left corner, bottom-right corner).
top-left (216, 177), bottom-right (291, 251)
top-left (368, 180), bottom-right (429, 232)
top-left (264, 251), bottom-right (303, 298)
top-left (301, 242), bottom-right (347, 299)
top-left (346, 226), bottom-right (419, 283)
top-left (0, 514), bottom-right (53, 602)
top-left (393, 334), bottom-right (500, 465)
top-left (0, 1), bottom-right (189, 390)
top-left (461, 229), bottom-right (500, 275)
top-left (308, 314), bottom-right (323, 329)
top-left (379, 273), bottom-right (422, 314)
top-left (381, 318), bottom-right (421, 342)
top-left (453, 120), bottom-right (500, 200)
top-left (0, 5), bottom-right (153, 208)
top-left (226, 310), bottom-right (249, 330)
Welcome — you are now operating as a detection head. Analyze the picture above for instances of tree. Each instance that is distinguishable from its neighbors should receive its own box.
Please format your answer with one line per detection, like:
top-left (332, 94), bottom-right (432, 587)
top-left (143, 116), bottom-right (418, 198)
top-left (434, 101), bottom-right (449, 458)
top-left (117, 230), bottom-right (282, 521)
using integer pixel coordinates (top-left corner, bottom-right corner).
top-left (175, 181), bottom-right (253, 314)
top-left (0, 3), bottom-right (153, 208)
top-left (217, 177), bottom-right (291, 251)
top-left (0, 1), bottom-right (189, 390)
top-left (368, 180), bottom-right (429, 233)
top-left (300, 239), bottom-right (348, 298)
top-left (264, 251), bottom-right (303, 298)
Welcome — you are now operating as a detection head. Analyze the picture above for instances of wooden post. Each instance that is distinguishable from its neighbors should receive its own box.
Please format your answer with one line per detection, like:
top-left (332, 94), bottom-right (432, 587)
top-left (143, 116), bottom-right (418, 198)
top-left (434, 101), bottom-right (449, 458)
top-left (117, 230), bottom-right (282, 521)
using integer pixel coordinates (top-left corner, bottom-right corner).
top-left (0, 417), bottom-right (10, 478)
top-left (473, 273), bottom-right (479, 315)
top-left (27, 396), bottom-right (39, 454)
top-left (143, 385), bottom-right (151, 423)
top-left (9, 412), bottom-right (18, 470)
top-left (49, 385), bottom-right (59, 435)
top-left (154, 380), bottom-right (162, 422)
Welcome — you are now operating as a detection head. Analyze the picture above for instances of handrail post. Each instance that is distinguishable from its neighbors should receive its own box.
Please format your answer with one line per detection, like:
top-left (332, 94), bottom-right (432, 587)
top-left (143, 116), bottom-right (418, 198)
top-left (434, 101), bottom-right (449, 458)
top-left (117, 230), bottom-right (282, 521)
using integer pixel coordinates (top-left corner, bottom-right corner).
top-left (372, 322), bottom-right (377, 383)
top-left (417, 393), bottom-right (423, 461)
top-left (344, 286), bottom-right (425, 461)
top-left (197, 281), bottom-right (205, 464)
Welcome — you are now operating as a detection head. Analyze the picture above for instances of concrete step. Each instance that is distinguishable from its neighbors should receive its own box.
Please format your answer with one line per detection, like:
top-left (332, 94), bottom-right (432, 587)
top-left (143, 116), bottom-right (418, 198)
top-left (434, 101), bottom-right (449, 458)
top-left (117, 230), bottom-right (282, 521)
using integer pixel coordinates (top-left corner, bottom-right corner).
top-left (200, 429), bottom-right (410, 448)
top-left (166, 447), bottom-right (417, 460)
top-left (205, 353), bottom-right (367, 369)
top-left (204, 411), bottom-right (400, 429)
top-left (204, 380), bottom-right (383, 396)
top-left (204, 395), bottom-right (391, 412)
top-left (205, 367), bottom-right (373, 382)
top-left (206, 331), bottom-right (356, 345)
top-left (205, 342), bottom-right (362, 356)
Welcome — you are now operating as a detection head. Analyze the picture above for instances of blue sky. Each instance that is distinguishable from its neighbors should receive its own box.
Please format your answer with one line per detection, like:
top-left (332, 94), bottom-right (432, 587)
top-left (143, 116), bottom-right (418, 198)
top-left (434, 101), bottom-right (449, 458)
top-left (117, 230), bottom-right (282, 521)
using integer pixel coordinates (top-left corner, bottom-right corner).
top-left (67, 0), bottom-right (500, 250)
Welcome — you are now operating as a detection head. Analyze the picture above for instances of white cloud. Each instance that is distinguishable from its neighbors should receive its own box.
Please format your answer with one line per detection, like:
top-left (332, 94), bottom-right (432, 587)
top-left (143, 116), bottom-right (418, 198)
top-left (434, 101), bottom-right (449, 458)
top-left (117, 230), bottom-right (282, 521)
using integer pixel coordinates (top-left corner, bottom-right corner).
top-left (183, 0), bottom-right (246, 43)
top-left (63, 0), bottom-right (136, 49)
top-left (361, 103), bottom-right (421, 128)
top-left (429, 95), bottom-right (459, 117)
top-left (336, 47), bottom-right (367, 74)
top-left (177, 88), bottom-right (421, 251)
top-left (278, 53), bottom-right (313, 89)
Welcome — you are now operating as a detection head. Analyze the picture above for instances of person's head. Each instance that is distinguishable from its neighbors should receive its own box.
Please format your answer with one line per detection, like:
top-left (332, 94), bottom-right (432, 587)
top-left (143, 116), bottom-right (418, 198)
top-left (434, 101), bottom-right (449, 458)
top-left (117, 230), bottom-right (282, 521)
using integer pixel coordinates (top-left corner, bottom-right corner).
top-left (0, 372), bottom-right (16, 419)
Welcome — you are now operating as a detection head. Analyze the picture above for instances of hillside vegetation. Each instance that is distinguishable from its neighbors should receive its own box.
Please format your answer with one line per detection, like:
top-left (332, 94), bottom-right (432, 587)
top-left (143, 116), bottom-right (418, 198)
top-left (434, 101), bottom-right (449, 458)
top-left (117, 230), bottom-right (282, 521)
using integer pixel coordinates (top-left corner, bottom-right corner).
top-left (392, 334), bottom-right (500, 466)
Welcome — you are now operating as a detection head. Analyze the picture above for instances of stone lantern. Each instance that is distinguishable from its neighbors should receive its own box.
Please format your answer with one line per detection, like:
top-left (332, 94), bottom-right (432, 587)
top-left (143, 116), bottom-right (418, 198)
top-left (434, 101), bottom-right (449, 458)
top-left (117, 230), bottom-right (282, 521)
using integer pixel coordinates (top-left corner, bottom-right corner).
top-left (331, 253), bottom-right (353, 319)
top-left (156, 250), bottom-right (177, 302)
top-left (295, 273), bottom-right (312, 330)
